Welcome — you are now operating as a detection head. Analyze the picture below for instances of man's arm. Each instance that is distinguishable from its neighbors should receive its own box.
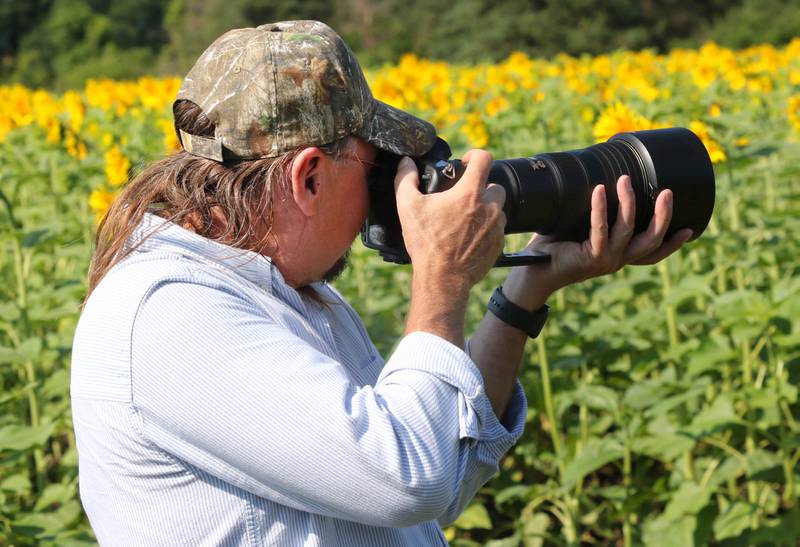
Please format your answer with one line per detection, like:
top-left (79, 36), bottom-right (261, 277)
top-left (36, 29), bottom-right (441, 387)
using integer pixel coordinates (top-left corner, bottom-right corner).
top-left (468, 175), bottom-right (693, 421)
top-left (466, 269), bottom-right (549, 421)
top-left (394, 151), bottom-right (506, 348)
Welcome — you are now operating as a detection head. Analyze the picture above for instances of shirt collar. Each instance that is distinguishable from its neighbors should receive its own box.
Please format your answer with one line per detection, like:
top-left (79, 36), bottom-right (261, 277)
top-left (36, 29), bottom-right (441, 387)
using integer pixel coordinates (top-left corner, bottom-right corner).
top-left (130, 212), bottom-right (281, 289)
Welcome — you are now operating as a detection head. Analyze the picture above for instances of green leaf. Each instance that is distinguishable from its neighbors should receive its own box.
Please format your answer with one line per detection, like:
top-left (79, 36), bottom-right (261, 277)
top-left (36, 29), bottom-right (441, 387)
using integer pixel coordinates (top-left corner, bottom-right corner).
top-left (713, 502), bottom-right (755, 541)
top-left (0, 346), bottom-right (25, 365)
top-left (0, 382), bottom-right (35, 406)
top-left (631, 434), bottom-right (695, 462)
top-left (745, 449), bottom-right (781, 480)
top-left (521, 513), bottom-right (549, 547)
top-left (772, 276), bottom-right (800, 304)
top-left (1, 474), bottom-right (32, 494)
top-left (686, 339), bottom-right (736, 377)
top-left (12, 500), bottom-right (83, 537)
top-left (40, 369), bottom-right (70, 400)
top-left (453, 503), bottom-right (492, 530)
top-left (643, 514), bottom-right (696, 547)
top-left (21, 228), bottom-right (51, 248)
top-left (687, 395), bottom-right (738, 435)
top-left (485, 534), bottom-right (522, 547)
top-left (28, 303), bottom-right (80, 322)
top-left (562, 437), bottom-right (623, 488)
top-left (749, 508), bottom-right (800, 545)
top-left (663, 482), bottom-right (712, 521)
top-left (495, 484), bottom-right (533, 506)
top-left (571, 384), bottom-right (619, 415)
top-left (0, 423), bottom-right (54, 452)
top-left (593, 485), bottom-right (627, 502)
top-left (0, 302), bottom-right (21, 321)
top-left (665, 274), bottom-right (715, 307)
top-left (623, 380), bottom-right (668, 410)
top-left (20, 337), bottom-right (43, 360)
top-left (708, 456), bottom-right (745, 489)
top-left (61, 447), bottom-right (79, 468)
top-left (34, 483), bottom-right (75, 512)
top-left (551, 356), bottom-right (586, 372)
top-left (645, 385), bottom-right (707, 419)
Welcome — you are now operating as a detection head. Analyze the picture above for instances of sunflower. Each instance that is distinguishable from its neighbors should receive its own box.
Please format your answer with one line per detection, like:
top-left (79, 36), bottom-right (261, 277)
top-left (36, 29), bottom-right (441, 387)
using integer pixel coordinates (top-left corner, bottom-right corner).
top-left (593, 102), bottom-right (652, 142)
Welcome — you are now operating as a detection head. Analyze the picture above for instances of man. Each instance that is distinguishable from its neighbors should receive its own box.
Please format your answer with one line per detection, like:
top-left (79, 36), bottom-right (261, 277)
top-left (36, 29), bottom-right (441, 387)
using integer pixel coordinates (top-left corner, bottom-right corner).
top-left (71, 21), bottom-right (690, 546)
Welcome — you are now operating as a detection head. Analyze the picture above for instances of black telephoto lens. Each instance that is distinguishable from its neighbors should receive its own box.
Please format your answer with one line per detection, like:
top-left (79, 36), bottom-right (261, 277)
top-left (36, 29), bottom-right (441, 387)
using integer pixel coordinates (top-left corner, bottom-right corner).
top-left (477, 127), bottom-right (715, 241)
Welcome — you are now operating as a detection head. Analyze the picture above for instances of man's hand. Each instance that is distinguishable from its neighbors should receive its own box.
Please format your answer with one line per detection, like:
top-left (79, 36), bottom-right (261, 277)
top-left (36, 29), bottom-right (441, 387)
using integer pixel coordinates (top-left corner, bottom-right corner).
top-left (394, 150), bottom-right (506, 292)
top-left (503, 174), bottom-right (693, 310)
top-left (395, 150), bottom-right (506, 346)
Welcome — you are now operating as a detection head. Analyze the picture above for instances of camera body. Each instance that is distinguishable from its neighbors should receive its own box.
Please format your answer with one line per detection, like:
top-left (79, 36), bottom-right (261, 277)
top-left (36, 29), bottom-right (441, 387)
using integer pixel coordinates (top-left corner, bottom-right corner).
top-left (361, 128), bottom-right (716, 266)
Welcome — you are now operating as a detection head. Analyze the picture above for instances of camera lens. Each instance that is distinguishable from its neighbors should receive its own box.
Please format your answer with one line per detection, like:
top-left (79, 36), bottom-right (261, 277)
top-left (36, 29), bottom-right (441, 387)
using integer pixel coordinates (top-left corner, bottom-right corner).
top-left (491, 127), bottom-right (716, 241)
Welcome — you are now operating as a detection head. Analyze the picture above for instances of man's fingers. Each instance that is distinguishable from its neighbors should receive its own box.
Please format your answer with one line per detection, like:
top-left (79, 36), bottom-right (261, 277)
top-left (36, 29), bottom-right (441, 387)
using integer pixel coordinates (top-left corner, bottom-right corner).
top-left (456, 149), bottom-right (493, 196)
top-left (394, 156), bottom-right (421, 203)
top-left (632, 228), bottom-right (692, 265)
top-left (623, 189), bottom-right (673, 262)
top-left (589, 184), bottom-right (609, 258)
top-left (610, 175), bottom-right (635, 252)
top-left (651, 189), bottom-right (673, 241)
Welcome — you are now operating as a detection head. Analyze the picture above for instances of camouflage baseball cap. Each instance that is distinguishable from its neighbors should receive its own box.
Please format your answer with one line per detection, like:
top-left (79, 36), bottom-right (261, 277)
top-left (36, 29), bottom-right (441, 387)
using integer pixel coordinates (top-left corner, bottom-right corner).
top-left (175, 20), bottom-right (437, 162)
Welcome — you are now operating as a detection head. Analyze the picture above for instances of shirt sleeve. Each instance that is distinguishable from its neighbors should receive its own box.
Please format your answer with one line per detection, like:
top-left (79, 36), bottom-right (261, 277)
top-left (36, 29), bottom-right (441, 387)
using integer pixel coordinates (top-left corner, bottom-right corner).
top-left (129, 275), bottom-right (525, 528)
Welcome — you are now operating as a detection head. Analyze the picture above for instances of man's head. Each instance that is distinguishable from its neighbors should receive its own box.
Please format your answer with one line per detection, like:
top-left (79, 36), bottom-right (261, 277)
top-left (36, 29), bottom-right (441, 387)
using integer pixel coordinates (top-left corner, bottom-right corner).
top-left (89, 21), bottom-right (435, 294)
top-left (175, 21), bottom-right (439, 286)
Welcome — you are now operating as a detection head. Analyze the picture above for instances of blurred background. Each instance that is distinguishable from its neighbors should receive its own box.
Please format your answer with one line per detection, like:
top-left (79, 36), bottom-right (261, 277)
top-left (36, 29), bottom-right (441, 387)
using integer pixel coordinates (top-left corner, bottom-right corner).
top-left (3, 0), bottom-right (800, 89)
top-left (2, 1), bottom-right (800, 546)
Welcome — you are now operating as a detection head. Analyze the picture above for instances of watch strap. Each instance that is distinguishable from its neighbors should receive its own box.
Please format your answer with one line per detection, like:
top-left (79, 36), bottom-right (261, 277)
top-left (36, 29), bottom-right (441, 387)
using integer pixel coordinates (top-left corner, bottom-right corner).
top-left (487, 286), bottom-right (549, 339)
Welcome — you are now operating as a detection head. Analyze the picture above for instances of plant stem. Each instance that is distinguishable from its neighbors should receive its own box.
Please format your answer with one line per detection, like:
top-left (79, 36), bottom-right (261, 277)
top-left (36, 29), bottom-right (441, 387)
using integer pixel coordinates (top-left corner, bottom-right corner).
top-left (740, 337), bottom-right (758, 523)
top-left (742, 339), bottom-right (753, 386)
top-left (23, 358), bottom-right (46, 493)
top-left (13, 238), bottom-right (27, 309)
top-left (537, 334), bottom-right (564, 474)
top-left (770, 339), bottom-right (798, 506)
top-left (622, 423), bottom-right (632, 547)
top-left (658, 262), bottom-right (678, 352)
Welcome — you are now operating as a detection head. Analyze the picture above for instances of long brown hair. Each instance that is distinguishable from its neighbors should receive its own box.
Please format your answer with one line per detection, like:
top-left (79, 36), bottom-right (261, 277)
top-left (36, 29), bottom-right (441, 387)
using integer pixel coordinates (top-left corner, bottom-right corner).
top-left (87, 100), bottom-right (353, 296)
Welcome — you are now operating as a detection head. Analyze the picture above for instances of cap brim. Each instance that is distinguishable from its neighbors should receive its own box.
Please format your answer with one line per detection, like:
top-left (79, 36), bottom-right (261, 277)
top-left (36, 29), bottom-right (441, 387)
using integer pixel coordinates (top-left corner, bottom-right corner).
top-left (355, 100), bottom-right (437, 157)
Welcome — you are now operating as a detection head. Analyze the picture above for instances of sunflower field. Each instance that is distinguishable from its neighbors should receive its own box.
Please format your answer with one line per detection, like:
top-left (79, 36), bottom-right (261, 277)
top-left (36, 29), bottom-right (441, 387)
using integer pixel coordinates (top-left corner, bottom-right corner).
top-left (1, 39), bottom-right (800, 546)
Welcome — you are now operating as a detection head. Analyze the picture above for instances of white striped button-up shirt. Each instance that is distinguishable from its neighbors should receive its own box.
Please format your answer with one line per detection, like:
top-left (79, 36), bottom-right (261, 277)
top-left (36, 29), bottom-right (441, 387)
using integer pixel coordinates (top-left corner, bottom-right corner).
top-left (71, 213), bottom-right (526, 546)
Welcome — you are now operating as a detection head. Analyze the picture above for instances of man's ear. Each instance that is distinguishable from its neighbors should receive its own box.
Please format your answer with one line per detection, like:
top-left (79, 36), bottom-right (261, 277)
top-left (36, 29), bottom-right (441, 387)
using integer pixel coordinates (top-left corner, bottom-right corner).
top-left (290, 147), bottom-right (326, 217)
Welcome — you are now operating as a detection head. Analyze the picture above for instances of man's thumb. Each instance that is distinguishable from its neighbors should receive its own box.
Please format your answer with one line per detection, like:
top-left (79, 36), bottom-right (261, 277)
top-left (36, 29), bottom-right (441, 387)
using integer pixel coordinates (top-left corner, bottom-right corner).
top-left (394, 156), bottom-right (420, 201)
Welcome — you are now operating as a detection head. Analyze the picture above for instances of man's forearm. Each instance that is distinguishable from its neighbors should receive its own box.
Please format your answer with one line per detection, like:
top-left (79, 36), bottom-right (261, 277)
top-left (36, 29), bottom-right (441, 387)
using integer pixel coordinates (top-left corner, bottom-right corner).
top-left (469, 271), bottom-right (552, 420)
top-left (404, 272), bottom-right (470, 348)
top-left (405, 264), bottom-right (551, 421)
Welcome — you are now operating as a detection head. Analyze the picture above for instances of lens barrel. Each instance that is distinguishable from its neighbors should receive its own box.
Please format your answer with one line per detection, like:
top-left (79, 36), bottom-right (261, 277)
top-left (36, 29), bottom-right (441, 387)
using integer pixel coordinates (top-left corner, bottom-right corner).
top-left (486, 127), bottom-right (715, 241)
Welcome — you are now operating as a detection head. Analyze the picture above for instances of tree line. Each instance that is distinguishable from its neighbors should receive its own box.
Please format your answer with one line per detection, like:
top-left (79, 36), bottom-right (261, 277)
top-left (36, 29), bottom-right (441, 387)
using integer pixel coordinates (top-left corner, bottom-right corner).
top-left (2, 0), bottom-right (799, 90)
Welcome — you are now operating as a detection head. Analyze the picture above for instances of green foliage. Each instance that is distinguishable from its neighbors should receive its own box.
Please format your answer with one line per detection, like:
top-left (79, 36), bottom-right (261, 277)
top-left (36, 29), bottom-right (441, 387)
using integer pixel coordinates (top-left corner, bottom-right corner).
top-left (702, 0), bottom-right (800, 49)
top-left (0, 136), bottom-right (98, 544)
top-left (7, 0), bottom-right (167, 90)
top-left (5, 0), bottom-right (800, 88)
top-left (1, 32), bottom-right (799, 546)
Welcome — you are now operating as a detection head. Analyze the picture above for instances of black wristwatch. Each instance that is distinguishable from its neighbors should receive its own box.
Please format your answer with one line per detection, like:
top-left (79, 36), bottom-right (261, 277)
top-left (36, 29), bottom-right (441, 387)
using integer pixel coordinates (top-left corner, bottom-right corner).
top-left (487, 286), bottom-right (549, 339)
